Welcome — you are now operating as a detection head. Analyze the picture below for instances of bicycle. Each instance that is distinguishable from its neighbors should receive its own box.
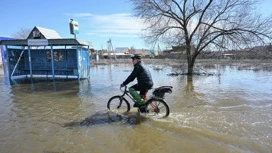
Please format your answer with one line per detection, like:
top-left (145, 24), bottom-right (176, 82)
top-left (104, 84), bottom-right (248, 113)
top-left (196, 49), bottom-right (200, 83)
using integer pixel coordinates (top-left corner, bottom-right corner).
top-left (107, 85), bottom-right (173, 118)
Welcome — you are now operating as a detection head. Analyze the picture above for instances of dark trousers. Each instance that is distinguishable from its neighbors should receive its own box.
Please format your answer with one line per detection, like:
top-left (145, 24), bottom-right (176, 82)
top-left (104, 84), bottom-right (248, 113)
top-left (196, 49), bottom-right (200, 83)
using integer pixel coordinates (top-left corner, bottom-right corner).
top-left (130, 84), bottom-right (150, 96)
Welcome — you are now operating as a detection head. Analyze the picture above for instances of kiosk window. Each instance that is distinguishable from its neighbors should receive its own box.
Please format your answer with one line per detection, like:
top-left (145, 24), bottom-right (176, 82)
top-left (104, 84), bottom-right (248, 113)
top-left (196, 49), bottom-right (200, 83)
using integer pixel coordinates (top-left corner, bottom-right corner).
top-left (46, 50), bottom-right (65, 62)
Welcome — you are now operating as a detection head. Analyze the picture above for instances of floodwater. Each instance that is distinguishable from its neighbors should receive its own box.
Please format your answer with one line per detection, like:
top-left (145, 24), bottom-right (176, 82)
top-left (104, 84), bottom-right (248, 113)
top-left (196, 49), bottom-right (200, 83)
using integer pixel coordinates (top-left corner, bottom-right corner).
top-left (0, 60), bottom-right (271, 153)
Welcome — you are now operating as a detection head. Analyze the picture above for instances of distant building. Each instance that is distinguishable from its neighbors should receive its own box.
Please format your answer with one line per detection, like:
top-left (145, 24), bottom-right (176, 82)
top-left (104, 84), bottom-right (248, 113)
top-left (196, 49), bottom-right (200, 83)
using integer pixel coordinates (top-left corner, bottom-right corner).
top-left (162, 45), bottom-right (187, 59)
top-left (102, 47), bottom-right (130, 59)
top-left (115, 47), bottom-right (129, 54)
top-left (130, 48), bottom-right (146, 57)
top-left (101, 47), bottom-right (149, 59)
top-left (222, 53), bottom-right (236, 59)
top-left (102, 52), bottom-right (131, 59)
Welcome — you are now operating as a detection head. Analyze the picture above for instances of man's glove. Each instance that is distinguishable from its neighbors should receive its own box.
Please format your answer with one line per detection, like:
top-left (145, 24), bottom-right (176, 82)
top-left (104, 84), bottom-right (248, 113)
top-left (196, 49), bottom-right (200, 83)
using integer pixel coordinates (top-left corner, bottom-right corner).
top-left (120, 83), bottom-right (124, 88)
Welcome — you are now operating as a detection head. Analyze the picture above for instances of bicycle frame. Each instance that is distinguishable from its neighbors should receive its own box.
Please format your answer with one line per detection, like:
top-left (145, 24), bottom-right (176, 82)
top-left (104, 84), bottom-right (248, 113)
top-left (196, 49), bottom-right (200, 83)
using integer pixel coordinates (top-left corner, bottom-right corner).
top-left (120, 86), bottom-right (158, 111)
top-left (120, 86), bottom-right (139, 104)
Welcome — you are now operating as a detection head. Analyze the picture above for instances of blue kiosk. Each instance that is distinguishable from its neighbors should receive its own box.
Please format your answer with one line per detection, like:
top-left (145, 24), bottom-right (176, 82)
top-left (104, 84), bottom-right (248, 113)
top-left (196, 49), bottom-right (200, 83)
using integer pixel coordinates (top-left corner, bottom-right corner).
top-left (0, 26), bottom-right (92, 80)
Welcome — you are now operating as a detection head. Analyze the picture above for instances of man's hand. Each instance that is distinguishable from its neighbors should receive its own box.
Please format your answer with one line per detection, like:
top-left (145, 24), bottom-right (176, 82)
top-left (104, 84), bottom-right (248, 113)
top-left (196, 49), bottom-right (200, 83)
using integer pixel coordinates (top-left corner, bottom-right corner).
top-left (120, 83), bottom-right (124, 88)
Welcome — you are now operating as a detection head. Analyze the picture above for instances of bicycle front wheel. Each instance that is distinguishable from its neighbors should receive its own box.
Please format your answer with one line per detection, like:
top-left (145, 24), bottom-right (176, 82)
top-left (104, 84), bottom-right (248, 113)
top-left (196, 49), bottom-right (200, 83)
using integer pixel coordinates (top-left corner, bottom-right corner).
top-left (146, 99), bottom-right (170, 118)
top-left (107, 96), bottom-right (130, 114)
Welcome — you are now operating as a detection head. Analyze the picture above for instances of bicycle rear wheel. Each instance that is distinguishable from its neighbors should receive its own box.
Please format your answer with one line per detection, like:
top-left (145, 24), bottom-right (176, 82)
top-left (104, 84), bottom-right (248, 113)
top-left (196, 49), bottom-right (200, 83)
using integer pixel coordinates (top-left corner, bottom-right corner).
top-left (107, 96), bottom-right (130, 114)
top-left (145, 99), bottom-right (170, 118)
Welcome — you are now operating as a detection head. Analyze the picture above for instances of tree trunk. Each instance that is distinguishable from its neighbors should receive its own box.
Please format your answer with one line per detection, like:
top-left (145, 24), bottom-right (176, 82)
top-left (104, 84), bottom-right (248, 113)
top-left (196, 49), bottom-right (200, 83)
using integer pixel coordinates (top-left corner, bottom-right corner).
top-left (187, 56), bottom-right (195, 76)
top-left (186, 42), bottom-right (195, 76)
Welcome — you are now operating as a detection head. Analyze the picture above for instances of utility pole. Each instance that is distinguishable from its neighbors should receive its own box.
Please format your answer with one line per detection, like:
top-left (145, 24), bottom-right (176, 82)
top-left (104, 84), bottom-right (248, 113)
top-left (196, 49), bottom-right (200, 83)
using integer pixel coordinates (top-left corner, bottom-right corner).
top-left (107, 39), bottom-right (116, 60)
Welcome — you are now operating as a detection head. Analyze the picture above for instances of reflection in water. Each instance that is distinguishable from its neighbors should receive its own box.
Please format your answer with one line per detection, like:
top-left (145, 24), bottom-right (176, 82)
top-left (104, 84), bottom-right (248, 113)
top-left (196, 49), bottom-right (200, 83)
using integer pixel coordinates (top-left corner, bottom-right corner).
top-left (186, 75), bottom-right (194, 91)
top-left (64, 111), bottom-right (145, 127)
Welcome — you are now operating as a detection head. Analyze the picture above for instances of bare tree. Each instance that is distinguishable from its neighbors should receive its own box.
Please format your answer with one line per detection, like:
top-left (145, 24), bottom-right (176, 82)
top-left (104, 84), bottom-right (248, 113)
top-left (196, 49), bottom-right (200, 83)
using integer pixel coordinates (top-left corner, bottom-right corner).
top-left (11, 27), bottom-right (31, 39)
top-left (130, 0), bottom-right (272, 75)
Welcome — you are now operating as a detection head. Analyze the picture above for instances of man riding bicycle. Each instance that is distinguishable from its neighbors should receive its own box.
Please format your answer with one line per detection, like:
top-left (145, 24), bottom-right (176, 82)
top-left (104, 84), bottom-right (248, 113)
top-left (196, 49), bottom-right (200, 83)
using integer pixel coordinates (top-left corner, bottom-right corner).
top-left (121, 54), bottom-right (153, 107)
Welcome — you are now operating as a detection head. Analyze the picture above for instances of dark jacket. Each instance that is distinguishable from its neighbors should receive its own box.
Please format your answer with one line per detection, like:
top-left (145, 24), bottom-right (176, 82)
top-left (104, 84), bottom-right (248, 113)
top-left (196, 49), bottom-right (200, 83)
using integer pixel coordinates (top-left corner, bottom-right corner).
top-left (123, 61), bottom-right (153, 88)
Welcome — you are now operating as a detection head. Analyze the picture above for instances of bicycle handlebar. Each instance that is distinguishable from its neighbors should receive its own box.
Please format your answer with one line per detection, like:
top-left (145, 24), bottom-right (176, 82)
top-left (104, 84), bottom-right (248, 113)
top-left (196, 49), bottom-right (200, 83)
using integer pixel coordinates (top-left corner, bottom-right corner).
top-left (120, 85), bottom-right (125, 91)
top-left (120, 85), bottom-right (128, 96)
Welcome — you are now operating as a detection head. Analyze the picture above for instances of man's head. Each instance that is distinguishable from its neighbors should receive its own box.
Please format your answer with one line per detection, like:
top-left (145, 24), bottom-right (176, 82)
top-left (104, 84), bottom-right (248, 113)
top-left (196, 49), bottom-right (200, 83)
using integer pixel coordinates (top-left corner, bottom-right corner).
top-left (131, 54), bottom-right (142, 65)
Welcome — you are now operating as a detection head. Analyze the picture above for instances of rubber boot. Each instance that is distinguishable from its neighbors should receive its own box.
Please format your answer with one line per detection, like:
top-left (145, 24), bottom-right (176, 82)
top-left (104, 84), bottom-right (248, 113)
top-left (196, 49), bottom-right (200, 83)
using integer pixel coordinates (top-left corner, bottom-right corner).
top-left (129, 88), bottom-right (146, 106)
top-left (139, 94), bottom-right (148, 112)
top-left (140, 94), bottom-right (147, 101)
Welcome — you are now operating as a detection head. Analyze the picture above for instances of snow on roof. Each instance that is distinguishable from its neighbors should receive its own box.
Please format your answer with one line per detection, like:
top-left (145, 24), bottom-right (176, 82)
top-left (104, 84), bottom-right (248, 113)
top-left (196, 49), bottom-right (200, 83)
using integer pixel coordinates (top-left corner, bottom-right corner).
top-left (35, 26), bottom-right (62, 39)
top-left (27, 26), bottom-right (62, 39)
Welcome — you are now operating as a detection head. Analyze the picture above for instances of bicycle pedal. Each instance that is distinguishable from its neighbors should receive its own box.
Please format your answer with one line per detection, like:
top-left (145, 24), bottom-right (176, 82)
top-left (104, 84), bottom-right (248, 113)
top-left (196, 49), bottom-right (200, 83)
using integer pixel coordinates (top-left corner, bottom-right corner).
top-left (139, 106), bottom-right (148, 113)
